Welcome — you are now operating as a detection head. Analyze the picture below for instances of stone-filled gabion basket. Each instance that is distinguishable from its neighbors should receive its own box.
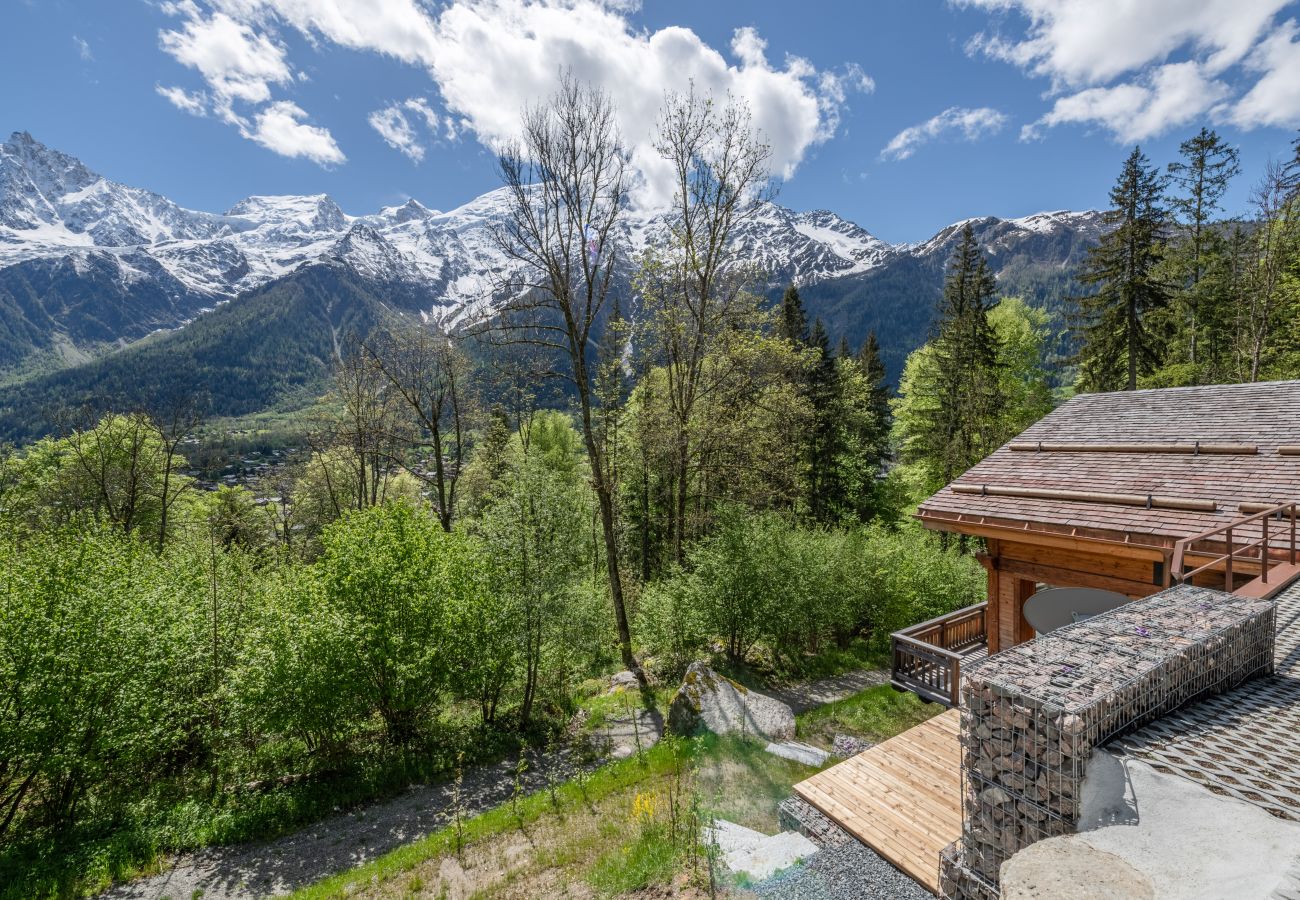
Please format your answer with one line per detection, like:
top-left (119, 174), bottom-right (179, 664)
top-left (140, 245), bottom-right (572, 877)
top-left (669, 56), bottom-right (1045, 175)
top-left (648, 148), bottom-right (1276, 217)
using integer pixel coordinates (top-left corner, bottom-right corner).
top-left (939, 585), bottom-right (1275, 899)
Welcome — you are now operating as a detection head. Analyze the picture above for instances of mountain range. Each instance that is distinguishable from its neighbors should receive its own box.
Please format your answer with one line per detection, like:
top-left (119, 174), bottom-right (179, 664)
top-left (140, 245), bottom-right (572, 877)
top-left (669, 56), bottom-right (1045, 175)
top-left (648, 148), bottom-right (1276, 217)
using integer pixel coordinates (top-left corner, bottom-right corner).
top-left (0, 131), bottom-right (1106, 440)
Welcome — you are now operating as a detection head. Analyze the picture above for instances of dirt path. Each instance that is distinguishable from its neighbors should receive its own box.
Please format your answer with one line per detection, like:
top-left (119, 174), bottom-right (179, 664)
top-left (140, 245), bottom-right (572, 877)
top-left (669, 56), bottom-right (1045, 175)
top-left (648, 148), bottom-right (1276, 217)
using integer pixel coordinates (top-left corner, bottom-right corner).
top-left (98, 668), bottom-right (885, 900)
top-left (100, 750), bottom-right (582, 900)
top-left (766, 669), bottom-right (888, 714)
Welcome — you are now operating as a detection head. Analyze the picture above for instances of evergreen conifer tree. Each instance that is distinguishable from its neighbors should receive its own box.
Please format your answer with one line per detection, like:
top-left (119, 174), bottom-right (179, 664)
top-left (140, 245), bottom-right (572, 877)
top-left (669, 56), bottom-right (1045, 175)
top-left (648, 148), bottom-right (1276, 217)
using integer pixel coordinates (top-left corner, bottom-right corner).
top-left (1073, 146), bottom-right (1170, 391)
top-left (856, 331), bottom-right (892, 465)
top-left (903, 223), bottom-right (1004, 492)
top-left (836, 333), bottom-right (851, 360)
top-left (805, 318), bottom-right (841, 522)
top-left (1166, 128), bottom-right (1239, 374)
top-left (778, 284), bottom-right (809, 345)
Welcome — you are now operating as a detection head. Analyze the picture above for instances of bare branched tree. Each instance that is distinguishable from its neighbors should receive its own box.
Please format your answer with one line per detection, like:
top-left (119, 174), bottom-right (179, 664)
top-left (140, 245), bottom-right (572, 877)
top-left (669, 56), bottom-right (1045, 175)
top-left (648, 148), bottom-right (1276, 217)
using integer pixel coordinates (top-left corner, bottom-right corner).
top-left (1242, 160), bottom-right (1300, 380)
top-left (366, 322), bottom-right (474, 531)
top-left (307, 335), bottom-right (407, 516)
top-left (639, 87), bottom-right (774, 562)
top-left (486, 73), bottom-right (641, 680)
top-left (145, 391), bottom-right (206, 553)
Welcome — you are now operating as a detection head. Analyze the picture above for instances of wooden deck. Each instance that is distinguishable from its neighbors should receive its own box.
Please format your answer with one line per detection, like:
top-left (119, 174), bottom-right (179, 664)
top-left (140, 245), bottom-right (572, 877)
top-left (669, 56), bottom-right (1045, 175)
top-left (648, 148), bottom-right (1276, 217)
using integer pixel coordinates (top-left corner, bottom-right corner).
top-left (793, 708), bottom-right (962, 895)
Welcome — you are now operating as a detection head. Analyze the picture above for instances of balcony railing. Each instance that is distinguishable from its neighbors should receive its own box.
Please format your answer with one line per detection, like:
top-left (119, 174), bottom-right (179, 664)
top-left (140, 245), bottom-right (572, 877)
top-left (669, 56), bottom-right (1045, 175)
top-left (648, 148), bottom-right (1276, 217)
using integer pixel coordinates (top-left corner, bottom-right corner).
top-left (891, 602), bottom-right (988, 707)
top-left (1171, 500), bottom-right (1300, 591)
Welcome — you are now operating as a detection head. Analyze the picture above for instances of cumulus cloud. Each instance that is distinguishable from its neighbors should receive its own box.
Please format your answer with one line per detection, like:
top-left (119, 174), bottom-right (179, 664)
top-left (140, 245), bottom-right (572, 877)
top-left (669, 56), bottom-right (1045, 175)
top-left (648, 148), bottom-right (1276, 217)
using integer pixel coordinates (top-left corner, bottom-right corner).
top-left (960, 0), bottom-right (1288, 87)
top-left (156, 83), bottom-right (210, 115)
top-left (368, 98), bottom-right (440, 162)
top-left (159, 9), bottom-right (292, 106)
top-left (156, 0), bottom-right (871, 193)
top-left (960, 0), bottom-right (1300, 141)
top-left (243, 100), bottom-right (346, 164)
top-left (880, 106), bottom-right (1007, 160)
top-left (1231, 19), bottom-right (1300, 129)
top-left (74, 35), bottom-right (93, 61)
top-left (1023, 61), bottom-right (1231, 142)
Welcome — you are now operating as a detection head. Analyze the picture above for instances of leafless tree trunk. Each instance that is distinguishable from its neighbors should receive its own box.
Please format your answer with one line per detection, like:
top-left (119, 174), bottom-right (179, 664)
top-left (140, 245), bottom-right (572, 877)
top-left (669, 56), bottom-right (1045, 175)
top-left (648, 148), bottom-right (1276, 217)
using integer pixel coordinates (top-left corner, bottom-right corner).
top-left (309, 335), bottom-right (406, 514)
top-left (487, 73), bottom-right (641, 681)
top-left (639, 87), bottom-right (772, 563)
top-left (146, 392), bottom-right (205, 553)
top-left (366, 322), bottom-right (473, 531)
top-left (1243, 160), bottom-right (1300, 381)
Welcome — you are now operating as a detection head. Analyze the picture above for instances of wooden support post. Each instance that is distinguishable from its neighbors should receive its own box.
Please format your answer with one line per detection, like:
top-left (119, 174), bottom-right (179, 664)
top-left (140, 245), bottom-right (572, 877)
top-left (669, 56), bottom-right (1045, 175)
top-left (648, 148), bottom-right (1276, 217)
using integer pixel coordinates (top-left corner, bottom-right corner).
top-left (1014, 578), bottom-right (1036, 645)
top-left (979, 541), bottom-right (1001, 654)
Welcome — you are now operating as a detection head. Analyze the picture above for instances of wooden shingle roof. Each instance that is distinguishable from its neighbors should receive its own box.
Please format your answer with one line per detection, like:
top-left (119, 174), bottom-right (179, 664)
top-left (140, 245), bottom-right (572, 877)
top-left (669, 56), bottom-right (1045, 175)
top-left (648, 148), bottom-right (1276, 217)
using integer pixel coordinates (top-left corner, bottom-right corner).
top-left (917, 381), bottom-right (1300, 547)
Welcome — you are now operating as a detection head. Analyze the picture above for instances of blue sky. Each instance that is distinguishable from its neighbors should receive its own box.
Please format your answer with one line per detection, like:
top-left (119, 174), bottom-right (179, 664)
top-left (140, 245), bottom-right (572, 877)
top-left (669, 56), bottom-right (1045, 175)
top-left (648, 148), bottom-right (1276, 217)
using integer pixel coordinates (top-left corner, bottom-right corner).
top-left (4, 0), bottom-right (1299, 243)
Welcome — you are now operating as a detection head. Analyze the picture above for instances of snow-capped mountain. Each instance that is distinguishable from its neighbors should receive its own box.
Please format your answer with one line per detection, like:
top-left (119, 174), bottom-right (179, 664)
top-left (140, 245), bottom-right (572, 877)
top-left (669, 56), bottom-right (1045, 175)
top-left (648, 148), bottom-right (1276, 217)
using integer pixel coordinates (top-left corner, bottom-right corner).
top-left (0, 130), bottom-right (1105, 377)
top-left (0, 131), bottom-right (902, 309)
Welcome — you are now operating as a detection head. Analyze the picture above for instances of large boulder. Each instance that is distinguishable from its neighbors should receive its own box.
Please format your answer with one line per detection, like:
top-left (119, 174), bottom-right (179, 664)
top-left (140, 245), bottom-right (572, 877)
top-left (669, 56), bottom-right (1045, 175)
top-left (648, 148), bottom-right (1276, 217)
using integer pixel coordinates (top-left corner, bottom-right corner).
top-left (667, 662), bottom-right (796, 741)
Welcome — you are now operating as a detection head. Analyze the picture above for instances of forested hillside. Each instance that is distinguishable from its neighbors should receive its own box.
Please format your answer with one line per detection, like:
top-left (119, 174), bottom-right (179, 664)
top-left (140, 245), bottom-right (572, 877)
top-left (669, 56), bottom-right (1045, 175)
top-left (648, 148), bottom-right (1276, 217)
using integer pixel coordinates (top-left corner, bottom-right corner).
top-left (0, 265), bottom-right (426, 440)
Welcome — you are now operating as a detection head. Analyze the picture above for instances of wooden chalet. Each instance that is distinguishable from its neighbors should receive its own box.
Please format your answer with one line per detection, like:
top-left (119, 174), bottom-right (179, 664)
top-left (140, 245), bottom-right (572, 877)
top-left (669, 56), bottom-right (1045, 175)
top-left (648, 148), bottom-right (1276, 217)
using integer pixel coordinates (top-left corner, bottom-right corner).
top-left (891, 380), bottom-right (1300, 705)
top-left (796, 381), bottom-right (1300, 895)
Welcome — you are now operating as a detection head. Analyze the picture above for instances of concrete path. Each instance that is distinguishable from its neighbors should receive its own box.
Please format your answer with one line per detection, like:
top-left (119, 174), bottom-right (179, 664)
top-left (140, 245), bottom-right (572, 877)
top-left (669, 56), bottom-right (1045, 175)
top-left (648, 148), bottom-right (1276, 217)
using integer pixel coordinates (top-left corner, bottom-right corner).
top-left (1002, 752), bottom-right (1300, 900)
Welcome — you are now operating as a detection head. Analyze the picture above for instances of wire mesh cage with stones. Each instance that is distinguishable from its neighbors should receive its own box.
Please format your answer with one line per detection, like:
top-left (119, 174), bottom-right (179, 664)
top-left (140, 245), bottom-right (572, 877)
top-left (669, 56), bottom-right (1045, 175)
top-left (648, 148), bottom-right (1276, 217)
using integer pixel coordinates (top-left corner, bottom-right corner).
top-left (938, 838), bottom-right (999, 900)
top-left (949, 585), bottom-right (1275, 893)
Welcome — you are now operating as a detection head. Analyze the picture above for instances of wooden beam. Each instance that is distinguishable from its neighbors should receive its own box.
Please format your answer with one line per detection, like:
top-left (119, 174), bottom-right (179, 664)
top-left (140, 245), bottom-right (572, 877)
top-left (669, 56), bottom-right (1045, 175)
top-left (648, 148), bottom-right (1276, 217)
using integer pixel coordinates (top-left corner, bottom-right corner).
top-left (1014, 577), bottom-right (1036, 644)
top-left (999, 539), bottom-right (1164, 585)
top-left (999, 558), bottom-right (1162, 599)
top-left (917, 515), bottom-right (1169, 561)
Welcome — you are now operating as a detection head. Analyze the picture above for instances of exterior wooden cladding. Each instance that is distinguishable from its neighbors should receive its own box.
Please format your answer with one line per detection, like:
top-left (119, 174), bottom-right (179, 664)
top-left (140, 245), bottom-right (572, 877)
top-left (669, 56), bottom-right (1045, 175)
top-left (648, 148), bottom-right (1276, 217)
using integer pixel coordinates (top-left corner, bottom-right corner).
top-left (980, 536), bottom-right (1169, 652)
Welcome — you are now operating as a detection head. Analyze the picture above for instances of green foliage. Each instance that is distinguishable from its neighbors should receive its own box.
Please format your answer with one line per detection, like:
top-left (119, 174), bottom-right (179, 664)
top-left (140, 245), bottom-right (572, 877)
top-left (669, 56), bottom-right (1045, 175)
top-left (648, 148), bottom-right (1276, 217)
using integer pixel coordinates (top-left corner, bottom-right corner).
top-left (314, 503), bottom-right (492, 745)
top-left (894, 224), bottom-right (1004, 495)
top-left (636, 511), bottom-right (983, 675)
top-left (895, 295), bottom-right (1052, 499)
top-left (1073, 146), bottom-right (1171, 392)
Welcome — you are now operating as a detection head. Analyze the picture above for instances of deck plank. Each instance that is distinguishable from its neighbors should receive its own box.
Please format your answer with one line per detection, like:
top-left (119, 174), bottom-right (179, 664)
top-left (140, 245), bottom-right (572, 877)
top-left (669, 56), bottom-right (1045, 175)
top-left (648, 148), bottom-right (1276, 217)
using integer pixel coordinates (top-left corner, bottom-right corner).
top-left (793, 708), bottom-right (962, 896)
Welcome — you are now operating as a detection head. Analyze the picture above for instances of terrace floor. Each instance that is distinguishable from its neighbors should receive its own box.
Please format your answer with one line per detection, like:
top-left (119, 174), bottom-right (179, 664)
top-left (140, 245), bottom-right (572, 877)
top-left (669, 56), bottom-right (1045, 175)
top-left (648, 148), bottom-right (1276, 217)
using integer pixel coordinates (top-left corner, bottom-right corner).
top-left (792, 708), bottom-right (961, 895)
top-left (1113, 577), bottom-right (1300, 820)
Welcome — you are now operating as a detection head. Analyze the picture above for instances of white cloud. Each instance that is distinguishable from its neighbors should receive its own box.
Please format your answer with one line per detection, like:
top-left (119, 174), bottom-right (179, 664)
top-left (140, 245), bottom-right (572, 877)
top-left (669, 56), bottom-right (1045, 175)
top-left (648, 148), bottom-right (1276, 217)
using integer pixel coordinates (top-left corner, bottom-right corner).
top-left (961, 0), bottom-right (1300, 142)
top-left (74, 35), bottom-right (93, 61)
top-left (159, 4), bottom-right (348, 165)
top-left (402, 97), bottom-right (440, 132)
top-left (156, 0), bottom-right (871, 197)
top-left (208, 0), bottom-right (441, 65)
top-left (1023, 61), bottom-right (1232, 142)
top-left (880, 106), bottom-right (1007, 160)
top-left (159, 10), bottom-right (292, 105)
top-left (242, 100), bottom-right (346, 164)
top-left (960, 0), bottom-right (1290, 87)
top-left (1231, 18), bottom-right (1300, 129)
top-left (368, 98), bottom-right (443, 161)
top-left (156, 83), bottom-right (210, 115)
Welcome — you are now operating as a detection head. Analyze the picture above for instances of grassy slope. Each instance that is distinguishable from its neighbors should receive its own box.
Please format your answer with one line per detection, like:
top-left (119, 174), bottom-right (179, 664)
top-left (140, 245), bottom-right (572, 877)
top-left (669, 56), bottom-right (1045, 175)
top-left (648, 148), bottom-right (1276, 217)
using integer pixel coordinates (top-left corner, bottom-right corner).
top-left (291, 685), bottom-right (938, 899)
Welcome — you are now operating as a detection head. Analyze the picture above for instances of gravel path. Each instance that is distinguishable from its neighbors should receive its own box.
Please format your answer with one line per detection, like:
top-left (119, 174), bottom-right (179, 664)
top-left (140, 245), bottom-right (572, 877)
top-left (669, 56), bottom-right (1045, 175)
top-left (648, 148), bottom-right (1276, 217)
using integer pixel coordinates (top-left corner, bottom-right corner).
top-left (750, 841), bottom-right (933, 900)
top-left (99, 749), bottom-right (584, 900)
top-left (97, 668), bottom-right (884, 900)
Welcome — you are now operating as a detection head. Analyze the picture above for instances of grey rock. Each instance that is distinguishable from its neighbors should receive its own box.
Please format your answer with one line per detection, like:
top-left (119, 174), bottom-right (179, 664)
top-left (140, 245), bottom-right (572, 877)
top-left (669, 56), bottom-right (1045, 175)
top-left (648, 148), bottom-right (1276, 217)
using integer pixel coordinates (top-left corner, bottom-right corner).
top-left (667, 662), bottom-right (796, 741)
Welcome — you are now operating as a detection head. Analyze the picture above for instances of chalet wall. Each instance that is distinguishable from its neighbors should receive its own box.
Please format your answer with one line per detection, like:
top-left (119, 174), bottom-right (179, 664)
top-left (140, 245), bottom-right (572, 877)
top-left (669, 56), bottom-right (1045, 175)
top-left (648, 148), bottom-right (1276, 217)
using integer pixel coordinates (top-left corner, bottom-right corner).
top-left (984, 538), bottom-right (1169, 652)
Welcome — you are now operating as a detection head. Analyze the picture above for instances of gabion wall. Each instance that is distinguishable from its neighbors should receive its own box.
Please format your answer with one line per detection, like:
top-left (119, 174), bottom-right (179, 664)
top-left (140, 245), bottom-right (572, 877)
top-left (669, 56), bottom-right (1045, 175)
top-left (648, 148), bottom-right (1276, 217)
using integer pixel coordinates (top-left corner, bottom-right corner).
top-left (939, 584), bottom-right (1275, 899)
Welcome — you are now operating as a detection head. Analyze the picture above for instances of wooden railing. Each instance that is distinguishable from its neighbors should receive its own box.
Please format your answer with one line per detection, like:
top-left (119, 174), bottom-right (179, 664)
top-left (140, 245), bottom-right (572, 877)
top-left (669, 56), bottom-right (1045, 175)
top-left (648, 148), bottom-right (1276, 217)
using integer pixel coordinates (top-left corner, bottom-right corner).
top-left (1171, 501), bottom-right (1300, 589)
top-left (891, 602), bottom-right (988, 707)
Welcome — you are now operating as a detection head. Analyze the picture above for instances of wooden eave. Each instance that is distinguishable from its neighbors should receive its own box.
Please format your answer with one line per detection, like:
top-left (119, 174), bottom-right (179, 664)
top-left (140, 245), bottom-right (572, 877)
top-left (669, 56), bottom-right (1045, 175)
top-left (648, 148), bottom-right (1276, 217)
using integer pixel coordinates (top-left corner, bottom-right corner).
top-left (915, 507), bottom-right (1173, 560)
